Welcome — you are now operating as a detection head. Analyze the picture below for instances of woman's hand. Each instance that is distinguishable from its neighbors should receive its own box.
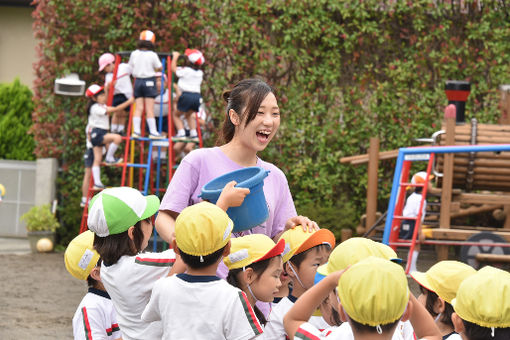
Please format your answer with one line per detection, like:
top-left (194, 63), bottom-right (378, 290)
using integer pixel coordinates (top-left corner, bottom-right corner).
top-left (285, 215), bottom-right (319, 232)
top-left (216, 181), bottom-right (250, 212)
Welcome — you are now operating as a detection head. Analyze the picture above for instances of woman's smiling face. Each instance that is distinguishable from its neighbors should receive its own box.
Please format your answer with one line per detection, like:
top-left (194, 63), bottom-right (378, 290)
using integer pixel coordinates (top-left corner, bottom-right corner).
top-left (234, 92), bottom-right (280, 153)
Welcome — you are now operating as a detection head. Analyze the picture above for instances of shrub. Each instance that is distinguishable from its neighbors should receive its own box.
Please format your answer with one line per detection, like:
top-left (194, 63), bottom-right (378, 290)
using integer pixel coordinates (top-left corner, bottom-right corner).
top-left (20, 204), bottom-right (60, 232)
top-left (32, 0), bottom-right (507, 244)
top-left (0, 79), bottom-right (35, 160)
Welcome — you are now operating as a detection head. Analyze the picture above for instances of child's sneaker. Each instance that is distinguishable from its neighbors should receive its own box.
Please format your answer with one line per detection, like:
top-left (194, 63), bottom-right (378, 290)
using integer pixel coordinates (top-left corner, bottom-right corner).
top-left (131, 132), bottom-right (141, 139)
top-left (173, 132), bottom-right (187, 141)
top-left (149, 132), bottom-right (165, 139)
top-left (105, 157), bottom-right (123, 166)
top-left (93, 183), bottom-right (106, 191)
top-left (189, 134), bottom-right (199, 143)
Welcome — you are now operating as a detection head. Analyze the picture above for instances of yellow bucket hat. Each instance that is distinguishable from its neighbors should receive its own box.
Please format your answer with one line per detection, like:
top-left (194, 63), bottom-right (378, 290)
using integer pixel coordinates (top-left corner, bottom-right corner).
top-left (452, 266), bottom-right (510, 329)
top-left (279, 227), bottom-right (336, 263)
top-left (338, 256), bottom-right (409, 327)
top-left (175, 202), bottom-right (233, 256)
top-left (411, 260), bottom-right (476, 304)
top-left (64, 231), bottom-right (100, 280)
top-left (223, 234), bottom-right (285, 270)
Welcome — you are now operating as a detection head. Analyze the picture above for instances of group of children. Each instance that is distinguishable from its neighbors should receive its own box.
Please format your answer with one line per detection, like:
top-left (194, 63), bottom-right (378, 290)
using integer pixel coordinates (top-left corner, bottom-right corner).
top-left (65, 184), bottom-right (510, 340)
top-left (80, 29), bottom-right (205, 205)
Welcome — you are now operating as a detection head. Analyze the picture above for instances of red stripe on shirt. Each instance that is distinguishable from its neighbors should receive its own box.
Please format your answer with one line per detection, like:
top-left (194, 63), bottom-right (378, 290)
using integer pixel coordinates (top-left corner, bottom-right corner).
top-left (239, 291), bottom-right (264, 334)
top-left (135, 257), bottom-right (175, 264)
top-left (295, 326), bottom-right (321, 340)
top-left (81, 307), bottom-right (93, 340)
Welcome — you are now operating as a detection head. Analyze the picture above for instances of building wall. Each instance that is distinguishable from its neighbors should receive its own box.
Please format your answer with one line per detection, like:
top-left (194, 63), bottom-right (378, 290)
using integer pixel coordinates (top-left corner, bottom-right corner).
top-left (0, 6), bottom-right (37, 88)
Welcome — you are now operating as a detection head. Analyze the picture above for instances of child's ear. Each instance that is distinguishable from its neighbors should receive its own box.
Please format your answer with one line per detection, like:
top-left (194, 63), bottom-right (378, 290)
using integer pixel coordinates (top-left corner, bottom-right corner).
top-left (339, 304), bottom-right (349, 322)
top-left (127, 226), bottom-right (135, 241)
top-left (171, 240), bottom-right (180, 255)
top-left (285, 262), bottom-right (296, 279)
top-left (243, 267), bottom-right (256, 284)
top-left (401, 300), bottom-right (412, 322)
top-left (89, 266), bottom-right (101, 282)
top-left (434, 297), bottom-right (446, 314)
top-left (229, 109), bottom-right (240, 126)
top-left (222, 240), bottom-right (231, 256)
top-left (451, 313), bottom-right (465, 334)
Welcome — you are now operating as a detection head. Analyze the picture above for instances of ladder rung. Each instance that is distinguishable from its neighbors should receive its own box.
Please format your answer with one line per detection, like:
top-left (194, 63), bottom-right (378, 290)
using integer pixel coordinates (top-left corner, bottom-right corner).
top-left (393, 216), bottom-right (418, 220)
top-left (171, 137), bottom-right (200, 144)
top-left (399, 182), bottom-right (425, 187)
top-left (125, 163), bottom-right (150, 169)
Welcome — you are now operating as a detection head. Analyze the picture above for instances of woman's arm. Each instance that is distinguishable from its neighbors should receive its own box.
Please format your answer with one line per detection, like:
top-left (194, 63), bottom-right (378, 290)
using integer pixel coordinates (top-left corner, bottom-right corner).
top-left (155, 210), bottom-right (178, 244)
top-left (284, 270), bottom-right (345, 339)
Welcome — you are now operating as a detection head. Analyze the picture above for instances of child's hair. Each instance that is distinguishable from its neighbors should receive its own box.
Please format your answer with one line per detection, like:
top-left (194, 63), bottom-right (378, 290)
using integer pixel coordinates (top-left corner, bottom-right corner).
top-left (419, 286), bottom-right (454, 327)
top-left (93, 218), bottom-right (149, 265)
top-left (86, 89), bottom-right (105, 114)
top-left (461, 320), bottom-right (510, 340)
top-left (350, 318), bottom-right (400, 335)
top-left (137, 39), bottom-right (154, 50)
top-left (86, 258), bottom-right (103, 288)
top-left (178, 244), bottom-right (227, 269)
top-left (217, 78), bottom-right (275, 145)
top-left (415, 187), bottom-right (423, 194)
top-left (226, 256), bottom-right (280, 326)
top-left (288, 244), bottom-right (331, 268)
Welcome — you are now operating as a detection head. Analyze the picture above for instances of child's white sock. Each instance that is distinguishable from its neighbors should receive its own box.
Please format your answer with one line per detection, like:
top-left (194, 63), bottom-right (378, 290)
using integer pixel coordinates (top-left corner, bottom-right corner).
top-left (106, 143), bottom-right (119, 162)
top-left (409, 250), bottom-right (419, 272)
top-left (176, 129), bottom-right (185, 137)
top-left (111, 124), bottom-right (119, 133)
top-left (92, 166), bottom-right (102, 186)
top-left (147, 118), bottom-right (159, 135)
top-left (133, 117), bottom-right (142, 134)
top-left (81, 196), bottom-right (87, 203)
top-left (189, 129), bottom-right (197, 137)
top-left (117, 124), bottom-right (125, 134)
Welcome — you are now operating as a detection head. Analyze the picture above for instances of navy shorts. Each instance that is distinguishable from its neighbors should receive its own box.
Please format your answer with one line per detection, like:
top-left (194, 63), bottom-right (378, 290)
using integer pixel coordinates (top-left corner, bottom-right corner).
top-left (83, 148), bottom-right (94, 168)
top-left (399, 219), bottom-right (416, 240)
top-left (134, 77), bottom-right (158, 98)
top-left (90, 128), bottom-right (108, 147)
top-left (177, 92), bottom-right (201, 112)
top-left (112, 94), bottom-right (129, 107)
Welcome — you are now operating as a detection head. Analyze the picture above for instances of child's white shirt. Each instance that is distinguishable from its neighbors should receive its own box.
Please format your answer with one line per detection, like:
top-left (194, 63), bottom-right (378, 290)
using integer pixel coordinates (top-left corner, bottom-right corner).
top-left (105, 63), bottom-right (133, 98)
top-left (264, 296), bottom-right (330, 339)
top-left (141, 273), bottom-right (263, 340)
top-left (128, 49), bottom-right (162, 78)
top-left (176, 66), bottom-right (203, 93)
top-left (154, 89), bottom-right (169, 117)
top-left (88, 103), bottom-right (109, 130)
top-left (444, 333), bottom-right (462, 340)
top-left (100, 250), bottom-right (176, 340)
top-left (72, 288), bottom-right (122, 340)
top-left (403, 192), bottom-right (427, 222)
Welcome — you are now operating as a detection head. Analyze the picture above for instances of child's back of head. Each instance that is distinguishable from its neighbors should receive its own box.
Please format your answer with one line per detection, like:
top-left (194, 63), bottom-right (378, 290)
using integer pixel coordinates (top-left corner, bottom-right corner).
top-left (65, 230), bottom-right (101, 285)
top-left (452, 266), bottom-right (510, 340)
top-left (338, 256), bottom-right (409, 337)
top-left (174, 201), bottom-right (233, 270)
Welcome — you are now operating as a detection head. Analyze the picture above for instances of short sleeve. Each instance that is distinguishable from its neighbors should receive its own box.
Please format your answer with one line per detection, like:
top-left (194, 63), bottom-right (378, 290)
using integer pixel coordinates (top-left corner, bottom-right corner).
top-left (152, 52), bottom-right (162, 70)
top-left (90, 104), bottom-right (107, 116)
top-left (224, 290), bottom-right (264, 340)
top-left (175, 67), bottom-right (192, 78)
top-left (159, 154), bottom-right (200, 213)
top-left (134, 250), bottom-right (176, 281)
top-left (105, 73), bottom-right (113, 86)
top-left (141, 279), bottom-right (163, 323)
top-left (128, 51), bottom-right (135, 69)
top-left (76, 305), bottom-right (110, 340)
top-left (294, 322), bottom-right (326, 340)
top-left (271, 172), bottom-right (297, 238)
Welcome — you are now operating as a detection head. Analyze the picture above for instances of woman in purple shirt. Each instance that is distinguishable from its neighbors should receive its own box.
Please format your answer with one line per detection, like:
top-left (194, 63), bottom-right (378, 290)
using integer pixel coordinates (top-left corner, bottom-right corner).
top-left (156, 78), bottom-right (317, 254)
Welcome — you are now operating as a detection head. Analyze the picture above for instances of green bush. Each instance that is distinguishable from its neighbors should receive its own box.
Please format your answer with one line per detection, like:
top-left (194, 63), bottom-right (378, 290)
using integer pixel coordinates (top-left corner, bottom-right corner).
top-left (32, 0), bottom-right (508, 244)
top-left (0, 79), bottom-right (35, 160)
top-left (20, 204), bottom-right (60, 232)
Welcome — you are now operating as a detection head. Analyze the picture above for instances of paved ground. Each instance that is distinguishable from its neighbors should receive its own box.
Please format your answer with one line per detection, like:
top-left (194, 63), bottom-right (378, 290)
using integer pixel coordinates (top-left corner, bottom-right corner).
top-left (0, 237), bottom-right (31, 255)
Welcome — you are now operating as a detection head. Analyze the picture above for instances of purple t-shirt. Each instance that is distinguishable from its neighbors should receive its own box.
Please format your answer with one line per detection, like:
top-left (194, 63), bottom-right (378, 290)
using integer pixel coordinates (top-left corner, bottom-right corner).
top-left (159, 147), bottom-right (297, 278)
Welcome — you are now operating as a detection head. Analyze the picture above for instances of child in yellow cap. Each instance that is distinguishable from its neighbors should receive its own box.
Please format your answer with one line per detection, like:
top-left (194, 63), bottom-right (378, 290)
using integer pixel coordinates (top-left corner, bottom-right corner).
top-left (65, 231), bottom-right (121, 340)
top-left (309, 238), bottom-right (441, 340)
top-left (264, 227), bottom-right (335, 339)
top-left (142, 202), bottom-right (264, 339)
top-left (224, 233), bottom-right (286, 328)
top-left (451, 266), bottom-right (510, 340)
top-left (411, 261), bottom-right (476, 339)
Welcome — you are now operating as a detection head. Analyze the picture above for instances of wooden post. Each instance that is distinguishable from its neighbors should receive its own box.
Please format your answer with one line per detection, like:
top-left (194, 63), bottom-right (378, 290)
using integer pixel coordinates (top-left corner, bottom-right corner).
top-left (504, 205), bottom-right (510, 230)
top-left (440, 105), bottom-right (456, 230)
top-left (499, 85), bottom-right (510, 125)
top-left (366, 137), bottom-right (379, 236)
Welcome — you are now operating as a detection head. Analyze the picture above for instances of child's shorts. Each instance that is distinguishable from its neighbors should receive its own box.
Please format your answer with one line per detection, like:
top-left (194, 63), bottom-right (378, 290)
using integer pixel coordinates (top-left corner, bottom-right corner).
top-left (134, 77), bottom-right (158, 98)
top-left (90, 128), bottom-right (108, 147)
top-left (113, 94), bottom-right (129, 107)
top-left (399, 219), bottom-right (417, 240)
top-left (83, 148), bottom-right (94, 168)
top-left (177, 92), bottom-right (201, 112)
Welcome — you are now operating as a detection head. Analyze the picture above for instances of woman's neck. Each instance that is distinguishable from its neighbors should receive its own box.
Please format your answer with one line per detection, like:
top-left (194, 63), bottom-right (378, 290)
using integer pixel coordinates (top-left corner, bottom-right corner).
top-left (220, 141), bottom-right (258, 167)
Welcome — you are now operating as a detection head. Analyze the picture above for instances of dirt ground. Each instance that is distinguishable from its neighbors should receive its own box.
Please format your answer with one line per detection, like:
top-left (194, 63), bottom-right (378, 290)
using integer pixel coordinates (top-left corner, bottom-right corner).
top-left (0, 252), bottom-right (84, 340)
top-left (0, 248), bottom-right (439, 339)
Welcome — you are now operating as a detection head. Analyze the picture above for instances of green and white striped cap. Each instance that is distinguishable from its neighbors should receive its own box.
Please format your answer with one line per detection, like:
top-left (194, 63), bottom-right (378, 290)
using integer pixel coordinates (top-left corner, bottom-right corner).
top-left (87, 187), bottom-right (160, 237)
